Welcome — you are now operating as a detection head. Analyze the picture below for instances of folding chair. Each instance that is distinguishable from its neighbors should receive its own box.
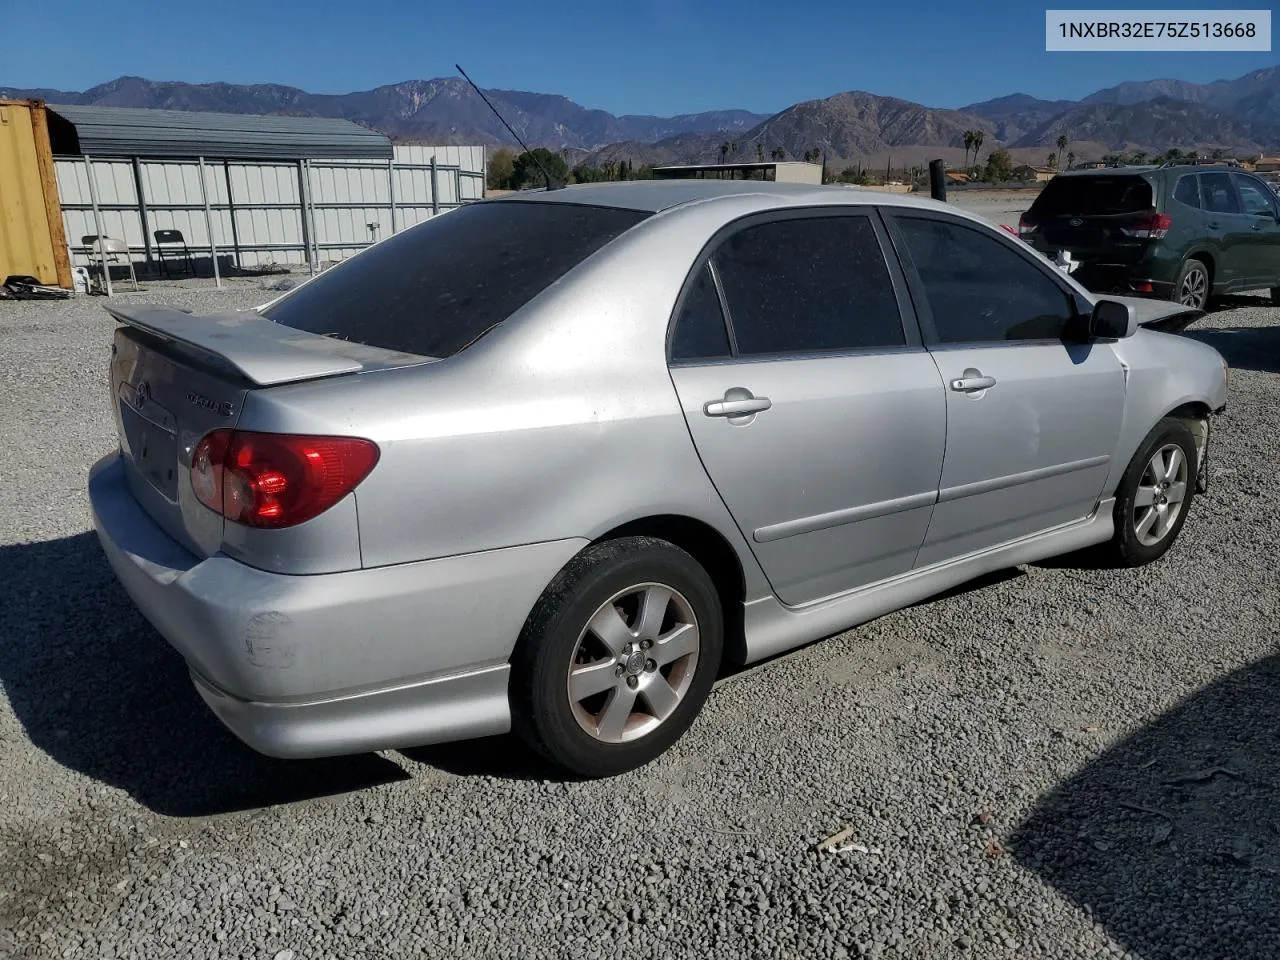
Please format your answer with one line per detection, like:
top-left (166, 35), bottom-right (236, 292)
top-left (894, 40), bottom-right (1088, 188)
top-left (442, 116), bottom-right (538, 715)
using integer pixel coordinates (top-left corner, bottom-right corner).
top-left (82, 236), bottom-right (140, 291)
top-left (154, 229), bottom-right (195, 278)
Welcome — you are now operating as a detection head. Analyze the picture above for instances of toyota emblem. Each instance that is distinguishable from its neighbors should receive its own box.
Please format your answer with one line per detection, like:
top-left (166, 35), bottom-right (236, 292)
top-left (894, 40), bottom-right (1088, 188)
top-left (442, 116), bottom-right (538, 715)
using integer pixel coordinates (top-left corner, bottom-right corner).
top-left (1069, 217), bottom-right (1083, 227)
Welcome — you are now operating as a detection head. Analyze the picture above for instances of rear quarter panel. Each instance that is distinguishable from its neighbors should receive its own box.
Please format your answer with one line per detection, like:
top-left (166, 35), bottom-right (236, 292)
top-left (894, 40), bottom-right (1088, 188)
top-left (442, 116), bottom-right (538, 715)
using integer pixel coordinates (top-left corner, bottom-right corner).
top-left (236, 198), bottom-right (780, 599)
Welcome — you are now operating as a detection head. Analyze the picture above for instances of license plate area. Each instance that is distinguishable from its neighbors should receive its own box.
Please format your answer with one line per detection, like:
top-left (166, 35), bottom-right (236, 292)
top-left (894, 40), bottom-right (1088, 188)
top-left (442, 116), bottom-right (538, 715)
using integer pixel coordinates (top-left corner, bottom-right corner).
top-left (119, 391), bottom-right (180, 501)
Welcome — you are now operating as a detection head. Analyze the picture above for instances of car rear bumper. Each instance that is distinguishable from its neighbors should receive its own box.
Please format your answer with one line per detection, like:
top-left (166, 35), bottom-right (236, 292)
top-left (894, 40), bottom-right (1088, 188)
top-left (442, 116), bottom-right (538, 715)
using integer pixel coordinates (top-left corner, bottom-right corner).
top-left (88, 451), bottom-right (587, 757)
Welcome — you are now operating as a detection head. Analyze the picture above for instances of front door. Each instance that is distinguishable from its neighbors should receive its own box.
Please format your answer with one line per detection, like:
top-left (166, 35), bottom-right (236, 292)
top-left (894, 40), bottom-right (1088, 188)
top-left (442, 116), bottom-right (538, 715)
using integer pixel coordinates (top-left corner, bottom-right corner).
top-left (1199, 171), bottom-right (1253, 289)
top-left (884, 211), bottom-right (1126, 567)
top-left (1231, 173), bottom-right (1280, 288)
top-left (667, 211), bottom-right (947, 607)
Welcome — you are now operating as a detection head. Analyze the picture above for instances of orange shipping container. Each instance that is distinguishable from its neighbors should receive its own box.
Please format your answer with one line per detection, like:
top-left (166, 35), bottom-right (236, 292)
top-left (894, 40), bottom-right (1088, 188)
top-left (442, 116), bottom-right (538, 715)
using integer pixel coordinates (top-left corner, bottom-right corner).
top-left (0, 100), bottom-right (72, 288)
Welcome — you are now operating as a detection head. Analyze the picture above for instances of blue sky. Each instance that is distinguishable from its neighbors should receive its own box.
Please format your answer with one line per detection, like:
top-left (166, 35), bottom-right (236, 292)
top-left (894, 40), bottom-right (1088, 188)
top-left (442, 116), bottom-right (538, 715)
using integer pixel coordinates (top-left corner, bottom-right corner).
top-left (4, 0), bottom-right (1276, 115)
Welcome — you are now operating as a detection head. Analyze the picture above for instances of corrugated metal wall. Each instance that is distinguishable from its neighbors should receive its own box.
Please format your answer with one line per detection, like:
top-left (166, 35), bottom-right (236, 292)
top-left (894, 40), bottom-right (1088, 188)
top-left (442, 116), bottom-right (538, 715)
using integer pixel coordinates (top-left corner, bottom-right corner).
top-left (55, 145), bottom-right (486, 269)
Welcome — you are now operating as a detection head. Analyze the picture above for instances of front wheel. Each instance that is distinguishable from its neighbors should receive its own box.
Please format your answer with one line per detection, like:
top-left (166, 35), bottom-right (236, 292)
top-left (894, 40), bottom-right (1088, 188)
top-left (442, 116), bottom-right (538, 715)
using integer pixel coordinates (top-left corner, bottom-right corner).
top-left (510, 537), bottom-right (723, 778)
top-left (1102, 418), bottom-right (1198, 567)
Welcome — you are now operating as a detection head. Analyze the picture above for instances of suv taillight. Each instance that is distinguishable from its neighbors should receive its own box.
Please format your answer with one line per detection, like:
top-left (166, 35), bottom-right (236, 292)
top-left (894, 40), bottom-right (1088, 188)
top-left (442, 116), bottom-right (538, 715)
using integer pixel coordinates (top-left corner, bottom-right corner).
top-left (1121, 212), bottom-right (1172, 239)
top-left (1017, 212), bottom-right (1037, 235)
top-left (191, 430), bottom-right (380, 529)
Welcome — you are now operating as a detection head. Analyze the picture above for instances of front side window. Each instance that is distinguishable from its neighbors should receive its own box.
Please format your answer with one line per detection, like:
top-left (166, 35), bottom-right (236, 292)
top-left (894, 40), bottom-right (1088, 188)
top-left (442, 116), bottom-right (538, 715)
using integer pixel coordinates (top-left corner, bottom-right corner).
top-left (709, 215), bottom-right (904, 357)
top-left (894, 216), bottom-right (1077, 344)
top-left (1233, 174), bottom-right (1278, 217)
top-left (1201, 173), bottom-right (1240, 214)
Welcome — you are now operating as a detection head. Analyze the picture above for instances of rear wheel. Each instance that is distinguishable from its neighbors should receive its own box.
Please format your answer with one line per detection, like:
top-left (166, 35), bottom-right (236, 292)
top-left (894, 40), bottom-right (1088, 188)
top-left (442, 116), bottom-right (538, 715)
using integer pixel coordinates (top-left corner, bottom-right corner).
top-left (511, 537), bottom-right (723, 778)
top-left (1172, 259), bottom-right (1210, 310)
top-left (1102, 418), bottom-right (1198, 567)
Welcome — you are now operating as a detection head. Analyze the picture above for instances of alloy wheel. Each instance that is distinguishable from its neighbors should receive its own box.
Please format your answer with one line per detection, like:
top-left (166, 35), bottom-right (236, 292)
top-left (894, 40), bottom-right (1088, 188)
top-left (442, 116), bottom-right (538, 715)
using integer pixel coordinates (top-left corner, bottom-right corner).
top-left (1178, 265), bottom-right (1208, 309)
top-left (566, 583), bottom-right (700, 744)
top-left (1133, 443), bottom-right (1189, 546)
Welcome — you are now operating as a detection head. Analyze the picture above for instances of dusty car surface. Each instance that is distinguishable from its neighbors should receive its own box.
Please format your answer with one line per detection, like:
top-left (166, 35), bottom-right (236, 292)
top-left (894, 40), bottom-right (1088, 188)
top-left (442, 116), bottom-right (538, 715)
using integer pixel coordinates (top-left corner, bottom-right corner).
top-left (89, 180), bottom-right (1229, 777)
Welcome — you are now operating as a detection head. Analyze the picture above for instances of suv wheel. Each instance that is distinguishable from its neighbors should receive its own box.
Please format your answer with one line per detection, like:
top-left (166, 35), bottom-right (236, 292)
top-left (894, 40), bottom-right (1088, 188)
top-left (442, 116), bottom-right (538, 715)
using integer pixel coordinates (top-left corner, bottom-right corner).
top-left (1172, 259), bottom-right (1209, 310)
top-left (511, 536), bottom-right (723, 778)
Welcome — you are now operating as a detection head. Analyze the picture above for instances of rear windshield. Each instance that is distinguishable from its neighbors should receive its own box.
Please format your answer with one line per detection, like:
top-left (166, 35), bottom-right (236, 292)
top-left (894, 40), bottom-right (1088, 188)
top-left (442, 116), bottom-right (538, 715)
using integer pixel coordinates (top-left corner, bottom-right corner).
top-left (261, 200), bottom-right (651, 357)
top-left (1031, 175), bottom-right (1154, 216)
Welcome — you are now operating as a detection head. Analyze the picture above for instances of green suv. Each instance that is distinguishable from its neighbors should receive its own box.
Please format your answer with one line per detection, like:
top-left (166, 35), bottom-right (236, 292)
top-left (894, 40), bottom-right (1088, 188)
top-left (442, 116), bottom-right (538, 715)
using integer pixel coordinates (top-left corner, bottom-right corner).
top-left (1018, 162), bottom-right (1280, 309)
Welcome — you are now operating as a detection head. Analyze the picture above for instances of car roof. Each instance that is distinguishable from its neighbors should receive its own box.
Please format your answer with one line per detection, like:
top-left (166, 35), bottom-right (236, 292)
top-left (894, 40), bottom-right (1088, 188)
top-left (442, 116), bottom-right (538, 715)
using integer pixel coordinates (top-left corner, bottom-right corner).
top-left (493, 179), bottom-right (960, 215)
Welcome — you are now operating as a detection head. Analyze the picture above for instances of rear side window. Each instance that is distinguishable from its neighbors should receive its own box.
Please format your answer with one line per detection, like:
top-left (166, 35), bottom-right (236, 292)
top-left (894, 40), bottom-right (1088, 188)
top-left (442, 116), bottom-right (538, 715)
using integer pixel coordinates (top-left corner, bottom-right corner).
top-left (895, 216), bottom-right (1077, 344)
top-left (261, 201), bottom-right (650, 357)
top-left (1201, 173), bottom-right (1240, 214)
top-left (671, 264), bottom-right (731, 361)
top-left (1173, 176), bottom-right (1201, 209)
top-left (710, 216), bottom-right (904, 357)
top-left (1031, 176), bottom-right (1153, 216)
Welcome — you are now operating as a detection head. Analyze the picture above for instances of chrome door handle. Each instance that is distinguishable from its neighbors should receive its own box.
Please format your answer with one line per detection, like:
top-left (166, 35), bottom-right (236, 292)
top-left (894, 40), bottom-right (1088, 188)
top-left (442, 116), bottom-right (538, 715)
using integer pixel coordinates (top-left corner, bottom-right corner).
top-left (704, 395), bottom-right (772, 417)
top-left (950, 375), bottom-right (996, 393)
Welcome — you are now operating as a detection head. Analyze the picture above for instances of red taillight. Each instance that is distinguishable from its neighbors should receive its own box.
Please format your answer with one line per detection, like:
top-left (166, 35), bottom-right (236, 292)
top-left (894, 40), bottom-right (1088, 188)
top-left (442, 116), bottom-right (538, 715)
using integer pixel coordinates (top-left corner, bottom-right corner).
top-left (1121, 212), bottom-right (1172, 239)
top-left (191, 430), bottom-right (379, 529)
top-left (1017, 212), bottom-right (1037, 235)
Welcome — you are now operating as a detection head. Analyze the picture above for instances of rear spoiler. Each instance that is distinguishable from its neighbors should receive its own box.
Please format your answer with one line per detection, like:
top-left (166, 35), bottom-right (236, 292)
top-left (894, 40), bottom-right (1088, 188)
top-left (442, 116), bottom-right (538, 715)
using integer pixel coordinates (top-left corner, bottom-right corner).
top-left (104, 304), bottom-right (431, 386)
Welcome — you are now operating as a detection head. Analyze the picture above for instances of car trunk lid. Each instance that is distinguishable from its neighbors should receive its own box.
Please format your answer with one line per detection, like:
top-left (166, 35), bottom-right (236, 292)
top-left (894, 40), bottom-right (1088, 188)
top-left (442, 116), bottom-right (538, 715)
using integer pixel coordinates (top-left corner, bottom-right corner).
top-left (105, 304), bottom-right (432, 558)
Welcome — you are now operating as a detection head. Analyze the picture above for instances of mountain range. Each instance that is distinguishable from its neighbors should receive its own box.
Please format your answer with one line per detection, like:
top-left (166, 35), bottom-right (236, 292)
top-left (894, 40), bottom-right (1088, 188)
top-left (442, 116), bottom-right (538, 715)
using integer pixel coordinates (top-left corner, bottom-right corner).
top-left (3, 66), bottom-right (1279, 168)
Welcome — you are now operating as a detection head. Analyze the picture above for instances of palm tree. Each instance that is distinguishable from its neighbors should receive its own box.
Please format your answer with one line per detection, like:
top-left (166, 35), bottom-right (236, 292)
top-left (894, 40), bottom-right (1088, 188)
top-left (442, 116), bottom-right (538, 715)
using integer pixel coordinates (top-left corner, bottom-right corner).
top-left (756, 143), bottom-right (764, 162)
top-left (1047, 153), bottom-right (1057, 169)
top-left (1066, 151), bottom-right (1076, 170)
top-left (963, 130), bottom-right (976, 167)
top-left (972, 131), bottom-right (985, 167)
top-left (771, 146), bottom-right (786, 161)
top-left (1056, 134), bottom-right (1069, 169)
top-left (720, 142), bottom-right (730, 163)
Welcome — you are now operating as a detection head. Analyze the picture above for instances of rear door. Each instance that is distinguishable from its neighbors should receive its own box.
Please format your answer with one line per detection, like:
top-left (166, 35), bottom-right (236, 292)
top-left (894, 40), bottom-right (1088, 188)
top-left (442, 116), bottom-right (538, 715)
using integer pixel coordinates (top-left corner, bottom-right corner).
top-left (1231, 172), bottom-right (1280, 287)
top-left (667, 210), bottom-right (947, 606)
top-left (883, 211), bottom-right (1126, 567)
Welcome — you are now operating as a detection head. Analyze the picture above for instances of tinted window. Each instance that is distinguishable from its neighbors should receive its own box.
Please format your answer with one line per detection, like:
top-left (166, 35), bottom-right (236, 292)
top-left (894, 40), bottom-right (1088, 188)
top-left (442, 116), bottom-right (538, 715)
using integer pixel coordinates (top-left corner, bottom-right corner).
top-left (1031, 175), bottom-right (1153, 216)
top-left (895, 216), bottom-right (1076, 343)
top-left (1173, 175), bottom-right (1201, 209)
top-left (261, 201), bottom-right (650, 357)
top-left (1201, 173), bottom-right (1240, 214)
top-left (1233, 174), bottom-right (1277, 216)
top-left (710, 216), bottom-right (903, 356)
top-left (671, 264), bottom-right (731, 360)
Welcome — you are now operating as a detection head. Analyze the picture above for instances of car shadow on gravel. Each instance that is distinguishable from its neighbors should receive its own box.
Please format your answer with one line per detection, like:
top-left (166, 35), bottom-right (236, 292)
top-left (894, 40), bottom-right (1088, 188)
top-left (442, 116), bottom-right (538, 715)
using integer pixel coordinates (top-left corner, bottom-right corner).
top-left (1183, 326), bottom-right (1280, 375)
top-left (1012, 655), bottom-right (1280, 959)
top-left (0, 534), bottom-right (409, 818)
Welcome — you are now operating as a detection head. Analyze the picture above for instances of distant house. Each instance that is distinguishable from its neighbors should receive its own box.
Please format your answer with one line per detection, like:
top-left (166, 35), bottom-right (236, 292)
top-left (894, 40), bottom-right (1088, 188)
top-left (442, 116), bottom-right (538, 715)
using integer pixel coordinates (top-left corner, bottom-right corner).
top-left (945, 171), bottom-right (971, 184)
top-left (1255, 155), bottom-right (1280, 173)
top-left (1011, 165), bottom-right (1056, 182)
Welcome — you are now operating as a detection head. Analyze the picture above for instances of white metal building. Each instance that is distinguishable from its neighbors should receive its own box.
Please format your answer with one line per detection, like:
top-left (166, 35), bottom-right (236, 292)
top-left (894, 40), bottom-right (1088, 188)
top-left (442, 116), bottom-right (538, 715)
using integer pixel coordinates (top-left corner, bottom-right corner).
top-left (44, 104), bottom-right (486, 276)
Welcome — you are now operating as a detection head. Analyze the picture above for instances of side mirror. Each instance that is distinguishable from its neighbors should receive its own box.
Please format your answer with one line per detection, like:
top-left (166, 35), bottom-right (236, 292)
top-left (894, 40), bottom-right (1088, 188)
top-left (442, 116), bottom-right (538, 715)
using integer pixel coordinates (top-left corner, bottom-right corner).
top-left (1089, 299), bottom-right (1137, 339)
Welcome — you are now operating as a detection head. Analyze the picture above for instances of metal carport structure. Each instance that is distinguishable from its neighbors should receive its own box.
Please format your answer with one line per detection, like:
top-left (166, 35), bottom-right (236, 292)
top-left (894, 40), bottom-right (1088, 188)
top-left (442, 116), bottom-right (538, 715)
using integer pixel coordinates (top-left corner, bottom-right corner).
top-left (44, 104), bottom-right (484, 296)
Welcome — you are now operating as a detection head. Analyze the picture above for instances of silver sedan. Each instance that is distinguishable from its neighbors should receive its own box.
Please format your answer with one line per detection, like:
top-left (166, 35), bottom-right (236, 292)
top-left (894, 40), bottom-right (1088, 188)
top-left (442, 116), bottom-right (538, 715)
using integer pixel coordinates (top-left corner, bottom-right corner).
top-left (89, 180), bottom-right (1229, 777)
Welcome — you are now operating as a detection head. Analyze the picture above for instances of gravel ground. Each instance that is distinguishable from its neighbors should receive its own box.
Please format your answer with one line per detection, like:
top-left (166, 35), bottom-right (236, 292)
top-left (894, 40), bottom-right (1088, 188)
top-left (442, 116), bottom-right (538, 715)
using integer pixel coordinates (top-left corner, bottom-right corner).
top-left (1, 275), bottom-right (1278, 960)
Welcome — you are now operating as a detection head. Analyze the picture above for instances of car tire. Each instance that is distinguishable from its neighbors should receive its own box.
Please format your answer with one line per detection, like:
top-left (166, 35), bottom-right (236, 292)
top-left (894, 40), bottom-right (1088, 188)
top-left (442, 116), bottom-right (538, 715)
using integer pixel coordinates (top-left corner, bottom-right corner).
top-left (510, 536), bottom-right (723, 778)
top-left (1171, 258), bottom-right (1210, 310)
top-left (1103, 417), bottom-right (1198, 567)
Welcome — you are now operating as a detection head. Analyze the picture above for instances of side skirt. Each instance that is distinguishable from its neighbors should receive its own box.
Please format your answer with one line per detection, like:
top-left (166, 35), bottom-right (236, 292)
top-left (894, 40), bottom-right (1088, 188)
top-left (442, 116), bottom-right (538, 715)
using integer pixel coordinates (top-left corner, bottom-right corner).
top-left (740, 499), bottom-right (1116, 665)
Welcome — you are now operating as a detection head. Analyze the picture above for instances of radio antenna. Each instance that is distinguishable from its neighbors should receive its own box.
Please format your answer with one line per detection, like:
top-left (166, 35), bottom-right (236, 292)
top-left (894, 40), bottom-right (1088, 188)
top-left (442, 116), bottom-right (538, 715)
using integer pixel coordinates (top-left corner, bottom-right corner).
top-left (455, 64), bottom-right (565, 191)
